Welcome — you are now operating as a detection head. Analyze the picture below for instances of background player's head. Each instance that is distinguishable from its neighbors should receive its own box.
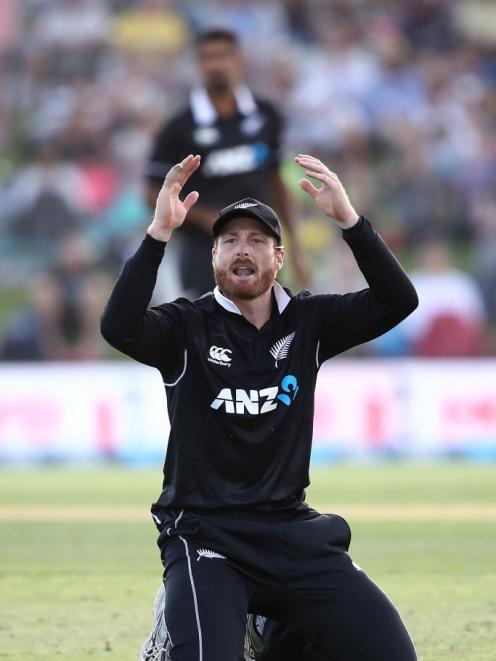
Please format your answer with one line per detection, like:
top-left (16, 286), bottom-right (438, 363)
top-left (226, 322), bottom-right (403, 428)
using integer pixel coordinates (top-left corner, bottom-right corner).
top-left (211, 200), bottom-right (284, 301)
top-left (195, 28), bottom-right (243, 94)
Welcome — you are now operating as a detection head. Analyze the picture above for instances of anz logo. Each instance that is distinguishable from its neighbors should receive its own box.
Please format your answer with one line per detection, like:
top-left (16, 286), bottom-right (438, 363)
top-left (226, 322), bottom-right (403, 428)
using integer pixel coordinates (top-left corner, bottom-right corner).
top-left (211, 375), bottom-right (299, 415)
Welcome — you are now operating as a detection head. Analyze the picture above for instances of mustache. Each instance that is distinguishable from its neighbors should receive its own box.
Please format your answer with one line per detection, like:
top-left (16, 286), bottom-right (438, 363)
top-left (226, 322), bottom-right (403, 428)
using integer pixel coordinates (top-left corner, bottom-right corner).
top-left (231, 259), bottom-right (256, 269)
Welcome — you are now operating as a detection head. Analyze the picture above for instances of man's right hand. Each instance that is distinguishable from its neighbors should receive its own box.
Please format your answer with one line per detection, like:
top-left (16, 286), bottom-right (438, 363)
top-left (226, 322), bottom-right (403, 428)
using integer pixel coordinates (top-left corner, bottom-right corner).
top-left (147, 154), bottom-right (201, 242)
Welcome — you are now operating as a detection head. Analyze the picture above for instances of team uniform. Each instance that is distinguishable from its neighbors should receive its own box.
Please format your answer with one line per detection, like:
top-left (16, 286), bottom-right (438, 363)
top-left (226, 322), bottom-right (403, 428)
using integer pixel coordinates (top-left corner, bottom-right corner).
top-left (101, 216), bottom-right (418, 661)
top-left (145, 86), bottom-right (283, 296)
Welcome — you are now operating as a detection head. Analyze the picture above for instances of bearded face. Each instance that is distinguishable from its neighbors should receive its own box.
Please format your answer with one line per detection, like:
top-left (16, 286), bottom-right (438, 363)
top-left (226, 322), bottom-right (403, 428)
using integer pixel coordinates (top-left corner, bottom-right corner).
top-left (212, 218), bottom-right (284, 301)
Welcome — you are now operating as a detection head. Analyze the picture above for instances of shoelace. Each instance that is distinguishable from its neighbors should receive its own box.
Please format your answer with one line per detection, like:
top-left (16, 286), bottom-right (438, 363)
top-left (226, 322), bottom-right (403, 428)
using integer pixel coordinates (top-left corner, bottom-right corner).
top-left (244, 623), bottom-right (257, 661)
top-left (144, 643), bottom-right (167, 661)
top-left (244, 638), bottom-right (256, 661)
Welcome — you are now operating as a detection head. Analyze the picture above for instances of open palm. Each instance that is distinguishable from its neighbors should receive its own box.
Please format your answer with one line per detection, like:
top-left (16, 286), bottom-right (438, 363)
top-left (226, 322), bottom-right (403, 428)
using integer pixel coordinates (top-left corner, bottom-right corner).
top-left (149, 154), bottom-right (201, 241)
top-left (295, 155), bottom-right (358, 229)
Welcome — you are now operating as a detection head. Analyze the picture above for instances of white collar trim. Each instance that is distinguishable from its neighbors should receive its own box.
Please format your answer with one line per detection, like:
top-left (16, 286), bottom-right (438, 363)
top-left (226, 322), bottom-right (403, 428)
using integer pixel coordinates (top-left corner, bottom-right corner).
top-left (190, 85), bottom-right (258, 126)
top-left (213, 281), bottom-right (291, 315)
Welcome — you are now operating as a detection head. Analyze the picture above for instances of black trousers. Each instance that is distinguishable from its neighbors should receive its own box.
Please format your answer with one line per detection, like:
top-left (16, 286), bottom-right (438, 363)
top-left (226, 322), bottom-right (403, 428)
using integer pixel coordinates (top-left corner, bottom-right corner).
top-left (153, 504), bottom-right (417, 661)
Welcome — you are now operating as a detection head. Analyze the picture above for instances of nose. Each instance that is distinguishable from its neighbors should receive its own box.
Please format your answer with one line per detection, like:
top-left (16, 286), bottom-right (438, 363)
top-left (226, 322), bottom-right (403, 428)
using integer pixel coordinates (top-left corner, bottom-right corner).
top-left (235, 244), bottom-right (250, 256)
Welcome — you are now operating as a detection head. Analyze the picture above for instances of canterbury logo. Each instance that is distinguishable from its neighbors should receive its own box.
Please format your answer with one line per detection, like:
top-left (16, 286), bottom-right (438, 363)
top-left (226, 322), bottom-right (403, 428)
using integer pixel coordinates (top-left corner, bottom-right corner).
top-left (270, 331), bottom-right (296, 367)
top-left (234, 202), bottom-right (258, 209)
top-left (208, 345), bottom-right (232, 367)
top-left (197, 548), bottom-right (227, 561)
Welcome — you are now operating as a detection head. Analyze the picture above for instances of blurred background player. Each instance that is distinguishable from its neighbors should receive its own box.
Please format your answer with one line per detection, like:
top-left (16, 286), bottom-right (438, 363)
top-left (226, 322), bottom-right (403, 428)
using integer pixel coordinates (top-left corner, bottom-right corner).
top-left (145, 28), bottom-right (310, 299)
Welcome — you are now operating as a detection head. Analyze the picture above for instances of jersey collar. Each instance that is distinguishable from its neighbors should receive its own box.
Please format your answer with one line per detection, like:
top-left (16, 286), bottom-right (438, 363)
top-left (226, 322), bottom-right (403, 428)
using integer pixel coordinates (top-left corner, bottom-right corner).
top-left (213, 281), bottom-right (291, 315)
top-left (190, 85), bottom-right (258, 126)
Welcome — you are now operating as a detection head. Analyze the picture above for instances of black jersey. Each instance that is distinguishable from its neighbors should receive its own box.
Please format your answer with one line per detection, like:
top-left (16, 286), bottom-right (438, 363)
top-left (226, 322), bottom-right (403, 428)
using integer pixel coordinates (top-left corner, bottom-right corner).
top-left (101, 217), bottom-right (418, 511)
top-left (145, 86), bottom-right (283, 216)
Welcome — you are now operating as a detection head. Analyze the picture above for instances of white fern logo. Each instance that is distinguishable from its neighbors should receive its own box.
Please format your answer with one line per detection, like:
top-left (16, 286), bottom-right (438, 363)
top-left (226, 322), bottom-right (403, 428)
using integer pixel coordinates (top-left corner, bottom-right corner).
top-left (269, 331), bottom-right (296, 367)
top-left (196, 548), bottom-right (227, 562)
top-left (234, 202), bottom-right (257, 209)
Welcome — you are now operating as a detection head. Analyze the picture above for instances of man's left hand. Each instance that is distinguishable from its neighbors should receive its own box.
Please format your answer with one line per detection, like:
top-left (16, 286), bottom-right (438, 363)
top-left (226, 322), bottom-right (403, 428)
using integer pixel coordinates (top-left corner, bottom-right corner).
top-left (295, 155), bottom-right (359, 230)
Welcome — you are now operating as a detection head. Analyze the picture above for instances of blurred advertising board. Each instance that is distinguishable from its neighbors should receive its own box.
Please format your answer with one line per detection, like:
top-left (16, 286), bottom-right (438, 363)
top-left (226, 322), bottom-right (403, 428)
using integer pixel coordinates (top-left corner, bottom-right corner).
top-left (0, 360), bottom-right (495, 464)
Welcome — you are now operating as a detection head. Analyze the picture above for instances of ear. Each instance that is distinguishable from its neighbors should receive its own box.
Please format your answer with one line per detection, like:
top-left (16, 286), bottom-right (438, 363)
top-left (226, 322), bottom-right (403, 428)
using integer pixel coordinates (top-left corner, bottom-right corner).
top-left (275, 247), bottom-right (285, 271)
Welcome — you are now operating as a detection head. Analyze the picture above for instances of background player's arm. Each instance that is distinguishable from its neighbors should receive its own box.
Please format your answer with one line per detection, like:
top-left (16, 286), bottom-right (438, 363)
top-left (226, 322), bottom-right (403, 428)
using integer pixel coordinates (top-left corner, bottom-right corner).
top-left (269, 168), bottom-right (311, 287)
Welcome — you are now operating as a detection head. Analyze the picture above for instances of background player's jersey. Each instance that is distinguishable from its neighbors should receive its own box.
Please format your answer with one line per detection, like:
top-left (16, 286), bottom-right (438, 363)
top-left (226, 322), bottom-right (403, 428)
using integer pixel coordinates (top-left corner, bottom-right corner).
top-left (101, 218), bottom-right (418, 511)
top-left (145, 86), bottom-right (283, 219)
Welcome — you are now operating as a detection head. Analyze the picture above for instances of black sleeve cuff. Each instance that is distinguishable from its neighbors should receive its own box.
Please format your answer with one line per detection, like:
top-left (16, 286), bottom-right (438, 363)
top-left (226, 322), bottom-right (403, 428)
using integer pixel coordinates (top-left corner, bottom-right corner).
top-left (341, 215), bottom-right (365, 238)
top-left (143, 233), bottom-right (167, 254)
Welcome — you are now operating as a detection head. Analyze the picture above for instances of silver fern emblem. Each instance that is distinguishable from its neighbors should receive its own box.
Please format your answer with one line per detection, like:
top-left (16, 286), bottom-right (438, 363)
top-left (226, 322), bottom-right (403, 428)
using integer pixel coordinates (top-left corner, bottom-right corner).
top-left (196, 548), bottom-right (227, 561)
top-left (269, 331), bottom-right (296, 367)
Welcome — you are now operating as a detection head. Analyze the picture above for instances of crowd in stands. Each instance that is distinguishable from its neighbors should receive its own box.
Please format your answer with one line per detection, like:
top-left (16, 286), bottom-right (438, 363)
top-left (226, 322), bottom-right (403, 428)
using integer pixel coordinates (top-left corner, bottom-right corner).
top-left (1, 0), bottom-right (496, 359)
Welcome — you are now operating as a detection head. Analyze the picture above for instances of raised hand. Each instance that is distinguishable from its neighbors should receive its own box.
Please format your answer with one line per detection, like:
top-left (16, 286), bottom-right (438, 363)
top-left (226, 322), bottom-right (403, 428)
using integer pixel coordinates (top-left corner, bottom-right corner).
top-left (295, 154), bottom-right (359, 230)
top-left (147, 154), bottom-right (201, 242)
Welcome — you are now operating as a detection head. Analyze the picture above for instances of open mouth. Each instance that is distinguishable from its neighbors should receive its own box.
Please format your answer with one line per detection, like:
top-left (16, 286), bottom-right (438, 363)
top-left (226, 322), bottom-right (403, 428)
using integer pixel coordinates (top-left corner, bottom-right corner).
top-left (233, 267), bottom-right (255, 277)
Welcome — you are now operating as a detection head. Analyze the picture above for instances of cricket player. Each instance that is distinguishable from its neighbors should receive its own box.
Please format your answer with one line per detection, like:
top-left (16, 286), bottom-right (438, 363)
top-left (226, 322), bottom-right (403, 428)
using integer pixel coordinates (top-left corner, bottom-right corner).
top-left (101, 153), bottom-right (418, 660)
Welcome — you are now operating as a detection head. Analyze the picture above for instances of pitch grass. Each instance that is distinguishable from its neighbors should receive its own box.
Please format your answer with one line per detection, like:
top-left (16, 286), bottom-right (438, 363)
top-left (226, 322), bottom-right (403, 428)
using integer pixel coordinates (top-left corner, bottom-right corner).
top-left (0, 463), bottom-right (495, 660)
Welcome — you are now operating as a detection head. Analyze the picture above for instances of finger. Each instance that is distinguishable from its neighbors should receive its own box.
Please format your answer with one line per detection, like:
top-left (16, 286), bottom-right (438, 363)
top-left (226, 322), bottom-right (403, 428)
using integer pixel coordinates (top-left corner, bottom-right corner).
top-left (297, 156), bottom-right (334, 170)
top-left (164, 163), bottom-right (184, 186)
top-left (166, 154), bottom-right (201, 187)
top-left (298, 161), bottom-right (335, 180)
top-left (183, 190), bottom-right (199, 213)
top-left (295, 155), bottom-right (338, 177)
top-left (304, 170), bottom-right (336, 187)
top-left (295, 154), bottom-right (322, 163)
top-left (182, 154), bottom-right (201, 177)
top-left (299, 178), bottom-right (320, 198)
top-left (295, 158), bottom-right (321, 170)
top-left (176, 155), bottom-right (197, 182)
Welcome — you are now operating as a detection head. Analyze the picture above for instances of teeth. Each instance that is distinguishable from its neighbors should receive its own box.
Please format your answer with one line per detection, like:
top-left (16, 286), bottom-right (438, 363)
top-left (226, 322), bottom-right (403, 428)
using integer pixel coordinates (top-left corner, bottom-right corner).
top-left (234, 267), bottom-right (254, 275)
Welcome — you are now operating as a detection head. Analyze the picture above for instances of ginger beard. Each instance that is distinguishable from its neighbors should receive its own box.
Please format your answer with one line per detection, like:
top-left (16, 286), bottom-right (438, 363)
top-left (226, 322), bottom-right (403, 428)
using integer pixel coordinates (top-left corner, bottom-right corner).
top-left (213, 261), bottom-right (278, 300)
top-left (212, 217), bottom-right (284, 301)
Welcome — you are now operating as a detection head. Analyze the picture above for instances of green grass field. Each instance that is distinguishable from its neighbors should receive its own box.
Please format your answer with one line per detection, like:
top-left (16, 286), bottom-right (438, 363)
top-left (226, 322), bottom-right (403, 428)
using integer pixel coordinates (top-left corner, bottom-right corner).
top-left (1, 463), bottom-right (495, 660)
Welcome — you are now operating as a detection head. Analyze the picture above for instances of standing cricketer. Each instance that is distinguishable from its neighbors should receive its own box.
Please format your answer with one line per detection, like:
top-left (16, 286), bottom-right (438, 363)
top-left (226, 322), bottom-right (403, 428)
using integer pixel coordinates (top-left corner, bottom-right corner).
top-left (101, 153), bottom-right (418, 660)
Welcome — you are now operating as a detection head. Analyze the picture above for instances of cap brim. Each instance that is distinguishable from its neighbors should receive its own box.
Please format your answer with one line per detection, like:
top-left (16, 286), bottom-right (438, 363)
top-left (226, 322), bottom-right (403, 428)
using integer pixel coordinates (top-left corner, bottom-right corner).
top-left (212, 209), bottom-right (280, 243)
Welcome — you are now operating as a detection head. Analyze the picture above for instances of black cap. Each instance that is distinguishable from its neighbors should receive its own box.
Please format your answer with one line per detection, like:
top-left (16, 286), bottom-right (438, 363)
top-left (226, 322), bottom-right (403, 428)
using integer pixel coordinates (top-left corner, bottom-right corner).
top-left (212, 198), bottom-right (283, 245)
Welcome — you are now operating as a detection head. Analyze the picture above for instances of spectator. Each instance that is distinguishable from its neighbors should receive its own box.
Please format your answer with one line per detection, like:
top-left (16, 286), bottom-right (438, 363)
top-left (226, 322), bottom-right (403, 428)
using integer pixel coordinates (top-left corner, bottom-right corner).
top-left (402, 240), bottom-right (486, 356)
top-left (3, 138), bottom-right (85, 240)
top-left (1, 271), bottom-right (62, 361)
top-left (1, 233), bottom-right (110, 361)
top-left (110, 0), bottom-right (190, 55)
top-left (31, 0), bottom-right (109, 56)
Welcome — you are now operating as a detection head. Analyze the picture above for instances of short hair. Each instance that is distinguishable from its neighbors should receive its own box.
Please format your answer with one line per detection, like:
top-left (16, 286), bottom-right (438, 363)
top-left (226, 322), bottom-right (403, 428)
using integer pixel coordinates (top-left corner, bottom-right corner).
top-left (195, 28), bottom-right (240, 51)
